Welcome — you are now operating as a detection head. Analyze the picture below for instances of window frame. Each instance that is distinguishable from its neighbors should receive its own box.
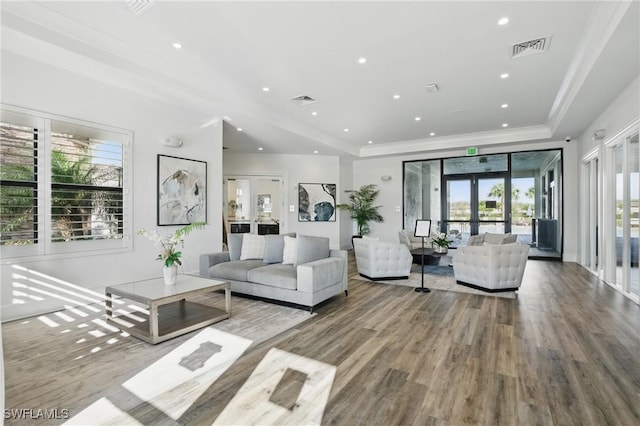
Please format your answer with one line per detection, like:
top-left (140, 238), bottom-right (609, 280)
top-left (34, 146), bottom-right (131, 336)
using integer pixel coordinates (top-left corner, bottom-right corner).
top-left (1, 105), bottom-right (133, 262)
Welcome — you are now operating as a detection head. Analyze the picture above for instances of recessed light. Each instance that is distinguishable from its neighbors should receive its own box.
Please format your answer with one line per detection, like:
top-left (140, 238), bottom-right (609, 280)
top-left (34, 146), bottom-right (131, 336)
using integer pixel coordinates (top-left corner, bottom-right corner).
top-left (502, 123), bottom-right (509, 127)
top-left (344, 128), bottom-right (349, 132)
top-left (172, 42), bottom-right (182, 49)
top-left (258, 147), bottom-right (263, 151)
top-left (311, 111), bottom-right (318, 116)
top-left (358, 57), bottom-right (367, 64)
top-left (237, 127), bottom-right (243, 131)
top-left (262, 87), bottom-right (270, 92)
top-left (368, 140), bottom-right (373, 144)
top-left (498, 17), bottom-right (509, 26)
top-left (501, 103), bottom-right (509, 108)
top-left (430, 132), bottom-right (436, 136)
top-left (313, 150), bottom-right (318, 154)
top-left (500, 72), bottom-right (510, 79)
top-left (393, 94), bottom-right (400, 99)
top-left (415, 117), bottom-right (421, 121)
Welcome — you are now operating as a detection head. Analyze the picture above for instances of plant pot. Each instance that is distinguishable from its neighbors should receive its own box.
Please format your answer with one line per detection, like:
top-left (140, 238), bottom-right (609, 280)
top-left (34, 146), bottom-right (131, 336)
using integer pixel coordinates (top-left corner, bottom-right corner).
top-left (163, 265), bottom-right (178, 285)
top-left (434, 246), bottom-right (448, 254)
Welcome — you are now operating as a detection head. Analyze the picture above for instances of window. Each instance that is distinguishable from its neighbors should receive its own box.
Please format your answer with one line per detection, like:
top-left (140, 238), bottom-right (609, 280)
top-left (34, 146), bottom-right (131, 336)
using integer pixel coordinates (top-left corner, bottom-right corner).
top-left (0, 106), bottom-right (131, 259)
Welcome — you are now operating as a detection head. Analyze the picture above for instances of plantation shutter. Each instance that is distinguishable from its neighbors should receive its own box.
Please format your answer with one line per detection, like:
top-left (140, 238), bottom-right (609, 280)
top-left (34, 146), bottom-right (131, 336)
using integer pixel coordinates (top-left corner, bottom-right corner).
top-left (50, 121), bottom-right (124, 243)
top-left (0, 116), bottom-right (40, 246)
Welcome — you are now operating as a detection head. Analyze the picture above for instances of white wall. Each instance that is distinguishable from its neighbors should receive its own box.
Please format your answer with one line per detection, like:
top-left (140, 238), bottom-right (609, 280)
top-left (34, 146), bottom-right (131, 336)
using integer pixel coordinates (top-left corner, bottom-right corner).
top-left (352, 140), bottom-right (580, 261)
top-left (578, 76), bottom-right (640, 156)
top-left (0, 52), bottom-right (223, 321)
top-left (224, 152), bottom-right (342, 249)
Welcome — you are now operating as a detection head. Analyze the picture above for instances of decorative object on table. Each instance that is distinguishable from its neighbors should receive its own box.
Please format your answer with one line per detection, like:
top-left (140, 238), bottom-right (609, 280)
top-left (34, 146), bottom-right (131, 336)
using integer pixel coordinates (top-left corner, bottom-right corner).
top-left (413, 219), bottom-right (432, 293)
top-left (157, 154), bottom-right (207, 226)
top-left (336, 184), bottom-right (384, 239)
top-left (138, 222), bottom-right (206, 285)
top-left (431, 232), bottom-right (457, 254)
top-left (298, 183), bottom-right (337, 222)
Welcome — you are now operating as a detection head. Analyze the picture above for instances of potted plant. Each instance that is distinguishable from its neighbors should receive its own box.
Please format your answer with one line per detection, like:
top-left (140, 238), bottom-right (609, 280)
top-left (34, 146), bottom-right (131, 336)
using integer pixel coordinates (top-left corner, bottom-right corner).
top-left (137, 221), bottom-right (206, 285)
top-left (431, 232), bottom-right (454, 254)
top-left (337, 184), bottom-right (384, 243)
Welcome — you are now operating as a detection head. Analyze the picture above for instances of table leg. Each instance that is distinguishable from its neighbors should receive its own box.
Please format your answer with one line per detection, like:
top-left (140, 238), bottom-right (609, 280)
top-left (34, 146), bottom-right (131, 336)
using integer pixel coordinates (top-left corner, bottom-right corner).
top-left (149, 302), bottom-right (159, 343)
top-left (225, 284), bottom-right (231, 315)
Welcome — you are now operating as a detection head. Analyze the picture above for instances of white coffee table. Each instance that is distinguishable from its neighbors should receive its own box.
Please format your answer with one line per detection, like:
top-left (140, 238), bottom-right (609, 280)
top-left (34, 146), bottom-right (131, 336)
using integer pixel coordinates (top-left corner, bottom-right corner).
top-left (105, 275), bottom-right (230, 344)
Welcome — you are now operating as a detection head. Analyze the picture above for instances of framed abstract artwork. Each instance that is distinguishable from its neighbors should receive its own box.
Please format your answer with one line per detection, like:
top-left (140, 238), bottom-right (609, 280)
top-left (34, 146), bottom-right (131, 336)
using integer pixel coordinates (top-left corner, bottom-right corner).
top-left (157, 154), bottom-right (207, 226)
top-left (298, 183), bottom-right (336, 222)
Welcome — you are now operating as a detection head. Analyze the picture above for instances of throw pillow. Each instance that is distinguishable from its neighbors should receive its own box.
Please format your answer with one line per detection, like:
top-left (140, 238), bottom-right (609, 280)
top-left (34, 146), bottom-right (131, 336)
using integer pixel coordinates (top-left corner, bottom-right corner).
top-left (282, 236), bottom-right (297, 265)
top-left (295, 235), bottom-right (330, 267)
top-left (240, 234), bottom-right (265, 260)
top-left (484, 232), bottom-right (506, 245)
top-left (227, 233), bottom-right (244, 261)
top-left (263, 234), bottom-right (286, 264)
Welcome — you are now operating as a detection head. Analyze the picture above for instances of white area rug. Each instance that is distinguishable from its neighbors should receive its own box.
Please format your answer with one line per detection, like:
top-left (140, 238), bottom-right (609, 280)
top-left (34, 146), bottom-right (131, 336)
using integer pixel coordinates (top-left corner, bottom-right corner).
top-left (353, 272), bottom-right (517, 299)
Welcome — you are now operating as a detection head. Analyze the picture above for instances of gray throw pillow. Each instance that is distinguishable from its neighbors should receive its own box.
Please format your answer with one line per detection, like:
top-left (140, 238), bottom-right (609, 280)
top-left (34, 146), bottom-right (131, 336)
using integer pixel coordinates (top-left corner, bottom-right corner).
top-left (263, 234), bottom-right (286, 263)
top-left (295, 235), bottom-right (330, 266)
top-left (227, 233), bottom-right (244, 261)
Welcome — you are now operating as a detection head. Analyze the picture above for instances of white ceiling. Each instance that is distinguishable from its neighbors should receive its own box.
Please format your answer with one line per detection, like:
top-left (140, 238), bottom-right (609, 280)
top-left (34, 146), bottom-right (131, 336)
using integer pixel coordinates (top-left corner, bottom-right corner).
top-left (1, 1), bottom-right (638, 158)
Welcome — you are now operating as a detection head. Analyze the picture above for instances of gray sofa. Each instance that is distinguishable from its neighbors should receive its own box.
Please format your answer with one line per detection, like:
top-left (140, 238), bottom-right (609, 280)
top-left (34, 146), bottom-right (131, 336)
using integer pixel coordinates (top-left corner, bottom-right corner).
top-left (199, 233), bottom-right (348, 312)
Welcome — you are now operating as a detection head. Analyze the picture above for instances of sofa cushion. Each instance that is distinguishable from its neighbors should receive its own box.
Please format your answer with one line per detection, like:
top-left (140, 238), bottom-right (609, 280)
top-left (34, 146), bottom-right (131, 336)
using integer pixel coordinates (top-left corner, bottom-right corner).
top-left (208, 259), bottom-right (265, 281)
top-left (263, 234), bottom-right (285, 264)
top-left (295, 235), bottom-right (330, 267)
top-left (240, 234), bottom-right (265, 260)
top-left (247, 263), bottom-right (297, 290)
top-left (282, 236), bottom-right (297, 265)
top-left (227, 233), bottom-right (244, 261)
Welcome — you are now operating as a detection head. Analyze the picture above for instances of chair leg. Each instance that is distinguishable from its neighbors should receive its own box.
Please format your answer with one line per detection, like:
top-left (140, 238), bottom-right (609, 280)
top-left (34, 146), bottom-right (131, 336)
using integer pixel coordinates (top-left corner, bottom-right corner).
top-left (344, 290), bottom-right (348, 297)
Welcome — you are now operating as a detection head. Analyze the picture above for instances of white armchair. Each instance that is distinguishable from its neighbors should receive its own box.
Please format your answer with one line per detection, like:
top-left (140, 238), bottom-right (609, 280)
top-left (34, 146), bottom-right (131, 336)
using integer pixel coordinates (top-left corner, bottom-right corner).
top-left (398, 230), bottom-right (426, 250)
top-left (354, 238), bottom-right (413, 280)
top-left (452, 244), bottom-right (529, 292)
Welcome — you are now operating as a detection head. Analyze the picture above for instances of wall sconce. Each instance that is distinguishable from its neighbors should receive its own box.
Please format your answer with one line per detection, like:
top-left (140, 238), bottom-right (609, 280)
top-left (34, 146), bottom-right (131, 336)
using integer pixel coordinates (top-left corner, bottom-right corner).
top-left (592, 129), bottom-right (606, 141)
top-left (163, 137), bottom-right (183, 148)
top-left (380, 175), bottom-right (392, 182)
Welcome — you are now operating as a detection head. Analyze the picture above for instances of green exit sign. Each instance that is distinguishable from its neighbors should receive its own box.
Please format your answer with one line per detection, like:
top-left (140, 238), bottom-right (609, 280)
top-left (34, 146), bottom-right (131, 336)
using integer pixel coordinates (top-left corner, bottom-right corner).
top-left (466, 146), bottom-right (478, 156)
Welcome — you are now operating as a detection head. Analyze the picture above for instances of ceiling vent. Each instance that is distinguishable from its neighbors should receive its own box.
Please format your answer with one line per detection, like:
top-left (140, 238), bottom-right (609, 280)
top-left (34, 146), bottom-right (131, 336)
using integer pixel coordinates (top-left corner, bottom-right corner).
top-left (511, 36), bottom-right (551, 58)
top-left (289, 95), bottom-right (317, 106)
top-left (126, 0), bottom-right (156, 16)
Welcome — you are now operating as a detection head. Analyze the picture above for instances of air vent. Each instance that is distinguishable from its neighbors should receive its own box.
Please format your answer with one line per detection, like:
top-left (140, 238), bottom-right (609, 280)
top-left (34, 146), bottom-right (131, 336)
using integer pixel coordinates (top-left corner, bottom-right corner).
top-left (511, 36), bottom-right (551, 58)
top-left (289, 95), bottom-right (317, 106)
top-left (126, 0), bottom-right (155, 16)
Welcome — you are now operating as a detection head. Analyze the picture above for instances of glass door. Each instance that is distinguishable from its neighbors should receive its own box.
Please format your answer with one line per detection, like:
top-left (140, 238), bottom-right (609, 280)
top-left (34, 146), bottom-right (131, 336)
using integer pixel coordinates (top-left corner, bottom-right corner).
top-left (443, 174), bottom-right (508, 243)
top-left (224, 176), bottom-right (284, 235)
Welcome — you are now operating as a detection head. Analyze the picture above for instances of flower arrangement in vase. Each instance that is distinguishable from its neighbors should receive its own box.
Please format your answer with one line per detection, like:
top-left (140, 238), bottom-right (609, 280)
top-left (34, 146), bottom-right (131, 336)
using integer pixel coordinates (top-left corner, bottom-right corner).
top-left (137, 222), bottom-right (206, 285)
top-left (431, 232), bottom-right (454, 254)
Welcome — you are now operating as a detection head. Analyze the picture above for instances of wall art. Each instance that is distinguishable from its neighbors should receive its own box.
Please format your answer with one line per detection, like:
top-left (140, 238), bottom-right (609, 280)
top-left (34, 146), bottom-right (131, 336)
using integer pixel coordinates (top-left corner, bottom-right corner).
top-left (157, 154), bottom-right (207, 226)
top-left (298, 183), bottom-right (336, 222)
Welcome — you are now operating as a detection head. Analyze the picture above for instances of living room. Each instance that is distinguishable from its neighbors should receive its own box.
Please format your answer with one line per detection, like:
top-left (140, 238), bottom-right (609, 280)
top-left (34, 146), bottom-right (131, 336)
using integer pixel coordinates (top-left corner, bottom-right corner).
top-left (1, 1), bottom-right (639, 425)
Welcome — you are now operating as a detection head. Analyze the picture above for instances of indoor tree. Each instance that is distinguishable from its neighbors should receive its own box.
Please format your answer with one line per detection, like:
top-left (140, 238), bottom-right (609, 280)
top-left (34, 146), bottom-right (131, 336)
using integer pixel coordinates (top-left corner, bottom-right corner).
top-left (336, 183), bottom-right (384, 236)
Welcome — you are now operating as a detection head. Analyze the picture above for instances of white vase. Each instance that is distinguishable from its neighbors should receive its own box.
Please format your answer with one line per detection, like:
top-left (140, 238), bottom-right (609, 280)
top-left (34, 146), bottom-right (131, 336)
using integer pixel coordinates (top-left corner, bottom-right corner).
top-left (163, 265), bottom-right (178, 285)
top-left (434, 246), bottom-right (448, 254)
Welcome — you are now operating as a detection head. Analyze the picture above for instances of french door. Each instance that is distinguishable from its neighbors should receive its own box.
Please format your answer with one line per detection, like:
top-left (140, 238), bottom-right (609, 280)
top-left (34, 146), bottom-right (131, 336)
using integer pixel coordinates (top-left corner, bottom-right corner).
top-left (442, 173), bottom-right (509, 241)
top-left (224, 175), bottom-right (284, 235)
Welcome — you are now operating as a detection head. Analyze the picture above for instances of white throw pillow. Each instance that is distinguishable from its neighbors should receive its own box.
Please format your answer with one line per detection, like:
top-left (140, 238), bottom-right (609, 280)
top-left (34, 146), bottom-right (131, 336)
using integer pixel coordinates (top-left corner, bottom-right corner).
top-left (282, 236), bottom-right (297, 265)
top-left (240, 234), bottom-right (265, 260)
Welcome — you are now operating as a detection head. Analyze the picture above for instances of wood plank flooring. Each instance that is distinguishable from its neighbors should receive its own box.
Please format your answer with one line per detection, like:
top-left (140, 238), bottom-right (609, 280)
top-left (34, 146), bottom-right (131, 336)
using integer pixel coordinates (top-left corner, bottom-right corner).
top-left (3, 254), bottom-right (639, 425)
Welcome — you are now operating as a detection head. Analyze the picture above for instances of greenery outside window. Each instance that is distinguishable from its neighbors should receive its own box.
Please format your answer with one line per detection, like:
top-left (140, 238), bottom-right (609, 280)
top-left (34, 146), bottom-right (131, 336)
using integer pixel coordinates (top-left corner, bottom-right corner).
top-left (0, 106), bottom-right (132, 259)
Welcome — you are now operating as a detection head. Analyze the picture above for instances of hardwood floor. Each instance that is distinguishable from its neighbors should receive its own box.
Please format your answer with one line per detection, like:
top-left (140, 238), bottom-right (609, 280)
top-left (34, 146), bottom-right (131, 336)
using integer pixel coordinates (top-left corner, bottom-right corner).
top-left (3, 254), bottom-right (640, 425)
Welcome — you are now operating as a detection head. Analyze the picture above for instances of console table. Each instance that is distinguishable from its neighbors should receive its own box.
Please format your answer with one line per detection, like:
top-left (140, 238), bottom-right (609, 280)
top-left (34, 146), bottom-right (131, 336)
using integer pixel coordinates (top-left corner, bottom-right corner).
top-left (105, 275), bottom-right (230, 344)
